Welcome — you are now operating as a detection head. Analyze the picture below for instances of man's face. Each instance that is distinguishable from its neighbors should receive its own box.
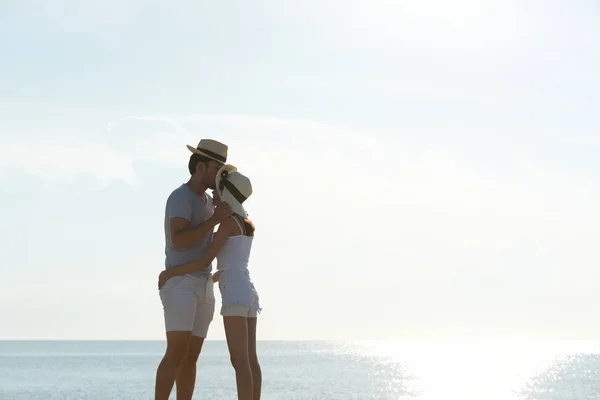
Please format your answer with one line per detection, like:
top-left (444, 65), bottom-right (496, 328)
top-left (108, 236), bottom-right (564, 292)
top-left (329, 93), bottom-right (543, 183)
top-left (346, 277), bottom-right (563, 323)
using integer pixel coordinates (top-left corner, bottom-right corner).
top-left (202, 160), bottom-right (223, 189)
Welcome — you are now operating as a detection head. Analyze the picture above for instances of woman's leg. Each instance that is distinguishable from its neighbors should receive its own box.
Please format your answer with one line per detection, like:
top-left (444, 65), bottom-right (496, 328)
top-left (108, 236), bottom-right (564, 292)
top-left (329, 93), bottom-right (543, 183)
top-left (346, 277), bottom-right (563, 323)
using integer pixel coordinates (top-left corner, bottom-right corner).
top-left (224, 314), bottom-right (253, 400)
top-left (247, 317), bottom-right (262, 400)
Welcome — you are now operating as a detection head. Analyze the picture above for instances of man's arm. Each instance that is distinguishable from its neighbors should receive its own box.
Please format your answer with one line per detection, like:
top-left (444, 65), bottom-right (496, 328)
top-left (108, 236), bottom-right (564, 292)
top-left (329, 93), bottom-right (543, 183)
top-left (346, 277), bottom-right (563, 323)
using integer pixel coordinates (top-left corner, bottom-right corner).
top-left (164, 219), bottom-right (234, 278)
top-left (167, 191), bottom-right (231, 250)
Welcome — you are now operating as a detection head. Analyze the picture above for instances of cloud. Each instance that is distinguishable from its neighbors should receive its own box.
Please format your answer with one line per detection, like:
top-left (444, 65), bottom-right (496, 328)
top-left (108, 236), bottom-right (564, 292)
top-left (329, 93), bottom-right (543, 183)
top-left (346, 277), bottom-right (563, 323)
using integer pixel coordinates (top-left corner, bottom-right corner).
top-left (272, 0), bottom-right (528, 51)
top-left (2, 111), bottom-right (598, 227)
top-left (0, 137), bottom-right (136, 185)
top-left (2, 112), bottom-right (600, 337)
top-left (4, 0), bottom-right (152, 31)
top-left (0, 112), bottom-right (386, 183)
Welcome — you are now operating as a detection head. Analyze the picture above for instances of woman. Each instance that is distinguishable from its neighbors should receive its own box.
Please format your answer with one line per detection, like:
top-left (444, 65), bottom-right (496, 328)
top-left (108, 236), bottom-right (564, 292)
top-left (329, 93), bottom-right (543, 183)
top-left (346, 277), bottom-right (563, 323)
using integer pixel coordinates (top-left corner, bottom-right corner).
top-left (158, 164), bottom-right (261, 400)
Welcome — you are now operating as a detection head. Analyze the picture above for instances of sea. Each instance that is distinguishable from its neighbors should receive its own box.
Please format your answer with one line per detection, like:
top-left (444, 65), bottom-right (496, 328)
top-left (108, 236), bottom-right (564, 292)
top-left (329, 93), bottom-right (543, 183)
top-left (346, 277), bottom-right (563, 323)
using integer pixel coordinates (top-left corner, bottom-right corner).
top-left (1, 340), bottom-right (600, 399)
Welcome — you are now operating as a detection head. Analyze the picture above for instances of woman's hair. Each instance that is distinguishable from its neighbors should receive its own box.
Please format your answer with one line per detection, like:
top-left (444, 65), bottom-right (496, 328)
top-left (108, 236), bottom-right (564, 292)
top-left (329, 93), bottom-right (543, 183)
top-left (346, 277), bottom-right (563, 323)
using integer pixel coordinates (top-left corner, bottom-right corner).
top-left (238, 215), bottom-right (255, 237)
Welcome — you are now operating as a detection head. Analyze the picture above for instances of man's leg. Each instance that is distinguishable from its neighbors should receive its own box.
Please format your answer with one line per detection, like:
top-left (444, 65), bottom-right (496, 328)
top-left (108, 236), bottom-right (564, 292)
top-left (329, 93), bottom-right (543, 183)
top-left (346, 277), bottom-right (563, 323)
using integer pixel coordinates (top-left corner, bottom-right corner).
top-left (156, 276), bottom-right (198, 400)
top-left (176, 276), bottom-right (215, 400)
top-left (175, 335), bottom-right (204, 400)
top-left (155, 331), bottom-right (192, 400)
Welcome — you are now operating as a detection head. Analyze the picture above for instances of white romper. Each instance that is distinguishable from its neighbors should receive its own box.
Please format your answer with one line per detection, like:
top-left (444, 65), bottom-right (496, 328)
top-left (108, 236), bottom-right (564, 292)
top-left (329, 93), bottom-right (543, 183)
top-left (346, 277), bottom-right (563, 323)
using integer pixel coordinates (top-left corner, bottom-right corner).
top-left (216, 216), bottom-right (261, 315)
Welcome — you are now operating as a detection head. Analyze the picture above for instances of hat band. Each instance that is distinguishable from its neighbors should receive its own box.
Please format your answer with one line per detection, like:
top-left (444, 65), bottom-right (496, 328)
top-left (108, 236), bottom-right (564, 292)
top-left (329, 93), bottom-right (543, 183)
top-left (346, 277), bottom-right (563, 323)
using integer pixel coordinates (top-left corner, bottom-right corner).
top-left (221, 179), bottom-right (248, 204)
top-left (197, 147), bottom-right (226, 163)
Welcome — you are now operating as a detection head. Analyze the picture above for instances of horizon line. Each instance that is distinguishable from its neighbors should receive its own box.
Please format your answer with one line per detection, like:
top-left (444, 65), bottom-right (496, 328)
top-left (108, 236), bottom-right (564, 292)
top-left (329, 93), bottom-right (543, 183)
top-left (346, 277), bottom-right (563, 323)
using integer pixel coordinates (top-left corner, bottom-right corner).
top-left (2, 338), bottom-right (599, 342)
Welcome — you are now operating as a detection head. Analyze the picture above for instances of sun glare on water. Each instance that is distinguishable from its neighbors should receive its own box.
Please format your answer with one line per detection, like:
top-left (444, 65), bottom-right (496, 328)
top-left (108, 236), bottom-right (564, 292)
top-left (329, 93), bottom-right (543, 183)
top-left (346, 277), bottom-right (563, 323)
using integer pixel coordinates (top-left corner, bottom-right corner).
top-left (341, 339), bottom-right (600, 399)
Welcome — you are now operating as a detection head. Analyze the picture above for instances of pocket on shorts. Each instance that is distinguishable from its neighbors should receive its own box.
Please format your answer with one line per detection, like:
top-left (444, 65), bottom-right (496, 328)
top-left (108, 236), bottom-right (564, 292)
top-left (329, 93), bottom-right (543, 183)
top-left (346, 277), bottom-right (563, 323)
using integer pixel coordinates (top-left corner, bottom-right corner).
top-left (159, 275), bottom-right (186, 293)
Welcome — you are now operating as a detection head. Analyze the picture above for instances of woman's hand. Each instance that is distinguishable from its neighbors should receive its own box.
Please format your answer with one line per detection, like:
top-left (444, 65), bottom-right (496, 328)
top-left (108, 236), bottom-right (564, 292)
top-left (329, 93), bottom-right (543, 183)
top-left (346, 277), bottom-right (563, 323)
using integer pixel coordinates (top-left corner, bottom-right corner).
top-left (211, 190), bottom-right (221, 206)
top-left (158, 270), bottom-right (171, 290)
top-left (212, 270), bottom-right (223, 283)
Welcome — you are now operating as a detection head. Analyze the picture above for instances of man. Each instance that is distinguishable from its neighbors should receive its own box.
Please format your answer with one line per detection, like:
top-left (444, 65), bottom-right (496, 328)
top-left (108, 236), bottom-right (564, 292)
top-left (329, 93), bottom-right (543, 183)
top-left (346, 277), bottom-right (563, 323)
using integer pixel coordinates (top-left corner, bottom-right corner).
top-left (155, 139), bottom-right (233, 400)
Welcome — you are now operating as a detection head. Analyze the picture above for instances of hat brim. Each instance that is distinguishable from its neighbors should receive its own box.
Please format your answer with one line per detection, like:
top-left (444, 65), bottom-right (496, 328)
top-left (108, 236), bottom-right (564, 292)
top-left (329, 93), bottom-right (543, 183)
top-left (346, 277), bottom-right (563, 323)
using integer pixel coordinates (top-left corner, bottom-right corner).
top-left (221, 190), bottom-right (248, 218)
top-left (186, 145), bottom-right (226, 163)
top-left (215, 164), bottom-right (247, 218)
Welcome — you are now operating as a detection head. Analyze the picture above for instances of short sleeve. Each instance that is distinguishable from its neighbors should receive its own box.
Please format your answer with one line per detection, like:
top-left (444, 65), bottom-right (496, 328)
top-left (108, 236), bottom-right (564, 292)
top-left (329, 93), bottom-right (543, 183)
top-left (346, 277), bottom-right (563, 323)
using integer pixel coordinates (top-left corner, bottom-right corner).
top-left (166, 190), bottom-right (193, 222)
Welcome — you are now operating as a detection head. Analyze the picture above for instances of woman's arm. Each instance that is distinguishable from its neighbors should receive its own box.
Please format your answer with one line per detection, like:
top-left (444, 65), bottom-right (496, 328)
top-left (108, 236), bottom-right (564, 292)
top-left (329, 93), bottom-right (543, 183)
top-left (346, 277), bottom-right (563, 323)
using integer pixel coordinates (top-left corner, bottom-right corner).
top-left (162, 218), bottom-right (235, 280)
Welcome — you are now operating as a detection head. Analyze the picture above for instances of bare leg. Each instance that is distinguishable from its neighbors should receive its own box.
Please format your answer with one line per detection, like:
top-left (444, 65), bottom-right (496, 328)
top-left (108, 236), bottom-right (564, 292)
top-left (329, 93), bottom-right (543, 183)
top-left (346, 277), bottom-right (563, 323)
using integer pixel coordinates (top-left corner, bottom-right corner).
top-left (247, 317), bottom-right (262, 400)
top-left (155, 331), bottom-right (192, 400)
top-left (224, 316), bottom-right (253, 400)
top-left (176, 335), bottom-right (205, 400)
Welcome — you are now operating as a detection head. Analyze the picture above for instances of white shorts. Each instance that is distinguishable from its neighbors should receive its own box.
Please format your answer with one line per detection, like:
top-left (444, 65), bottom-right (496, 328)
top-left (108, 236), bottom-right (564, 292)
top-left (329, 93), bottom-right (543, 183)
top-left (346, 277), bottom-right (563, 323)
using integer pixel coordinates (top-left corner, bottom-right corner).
top-left (159, 274), bottom-right (215, 338)
top-left (221, 304), bottom-right (259, 318)
top-left (217, 269), bottom-right (261, 318)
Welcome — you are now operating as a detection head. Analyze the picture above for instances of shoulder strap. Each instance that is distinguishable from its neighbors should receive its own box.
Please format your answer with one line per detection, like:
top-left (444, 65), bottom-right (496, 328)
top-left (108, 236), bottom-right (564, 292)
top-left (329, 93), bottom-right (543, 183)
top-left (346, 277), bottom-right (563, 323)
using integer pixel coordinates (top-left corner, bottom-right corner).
top-left (231, 215), bottom-right (245, 235)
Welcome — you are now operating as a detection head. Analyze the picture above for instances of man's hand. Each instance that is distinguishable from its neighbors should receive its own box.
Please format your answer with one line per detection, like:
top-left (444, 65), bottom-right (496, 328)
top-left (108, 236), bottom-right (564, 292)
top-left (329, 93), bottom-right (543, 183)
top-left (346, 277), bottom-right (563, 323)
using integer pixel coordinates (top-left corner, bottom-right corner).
top-left (158, 270), bottom-right (171, 290)
top-left (211, 202), bottom-right (232, 223)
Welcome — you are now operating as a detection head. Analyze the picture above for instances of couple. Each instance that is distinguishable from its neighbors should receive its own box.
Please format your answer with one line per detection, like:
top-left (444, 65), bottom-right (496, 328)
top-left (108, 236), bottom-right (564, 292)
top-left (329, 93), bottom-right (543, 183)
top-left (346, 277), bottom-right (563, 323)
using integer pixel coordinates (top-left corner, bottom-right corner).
top-left (155, 139), bottom-right (261, 400)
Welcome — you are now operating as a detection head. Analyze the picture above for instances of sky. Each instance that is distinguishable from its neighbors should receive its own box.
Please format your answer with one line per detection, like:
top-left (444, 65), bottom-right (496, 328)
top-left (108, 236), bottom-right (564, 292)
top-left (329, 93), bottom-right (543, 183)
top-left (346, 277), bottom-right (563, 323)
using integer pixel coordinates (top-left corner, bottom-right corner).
top-left (1, 0), bottom-right (599, 340)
